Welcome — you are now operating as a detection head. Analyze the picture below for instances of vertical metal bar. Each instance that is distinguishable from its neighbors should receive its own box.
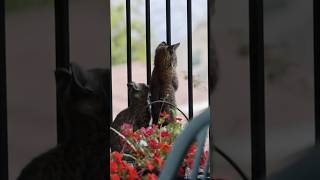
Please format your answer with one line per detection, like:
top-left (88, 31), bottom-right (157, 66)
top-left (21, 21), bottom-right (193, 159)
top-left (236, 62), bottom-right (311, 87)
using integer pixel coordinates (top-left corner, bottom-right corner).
top-left (187, 0), bottom-right (193, 119)
top-left (146, 0), bottom-right (151, 85)
top-left (0, 0), bottom-right (8, 179)
top-left (54, 0), bottom-right (70, 144)
top-left (106, 0), bottom-right (112, 126)
top-left (166, 0), bottom-right (171, 45)
top-left (314, 0), bottom-right (320, 145)
top-left (207, 0), bottom-right (216, 177)
top-left (249, 0), bottom-right (266, 179)
top-left (126, 0), bottom-right (132, 106)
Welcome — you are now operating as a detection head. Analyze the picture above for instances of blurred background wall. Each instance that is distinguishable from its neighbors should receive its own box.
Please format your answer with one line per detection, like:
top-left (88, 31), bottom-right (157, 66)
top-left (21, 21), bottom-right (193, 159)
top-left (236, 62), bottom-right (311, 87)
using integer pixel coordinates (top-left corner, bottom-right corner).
top-left (6, 0), bottom-right (109, 179)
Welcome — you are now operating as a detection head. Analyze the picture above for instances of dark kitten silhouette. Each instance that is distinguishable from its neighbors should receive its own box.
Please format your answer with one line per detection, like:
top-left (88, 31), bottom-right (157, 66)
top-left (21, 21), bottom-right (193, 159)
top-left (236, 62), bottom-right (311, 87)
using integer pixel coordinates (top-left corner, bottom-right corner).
top-left (17, 63), bottom-right (107, 180)
top-left (110, 82), bottom-right (150, 152)
top-left (150, 41), bottom-right (179, 125)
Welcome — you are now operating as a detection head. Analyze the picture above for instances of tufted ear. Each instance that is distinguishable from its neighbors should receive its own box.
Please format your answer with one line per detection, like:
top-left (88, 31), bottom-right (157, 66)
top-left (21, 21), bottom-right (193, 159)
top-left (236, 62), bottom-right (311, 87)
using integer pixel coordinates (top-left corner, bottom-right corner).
top-left (55, 67), bottom-right (72, 93)
top-left (128, 82), bottom-right (138, 91)
top-left (70, 63), bottom-right (94, 93)
top-left (168, 42), bottom-right (180, 52)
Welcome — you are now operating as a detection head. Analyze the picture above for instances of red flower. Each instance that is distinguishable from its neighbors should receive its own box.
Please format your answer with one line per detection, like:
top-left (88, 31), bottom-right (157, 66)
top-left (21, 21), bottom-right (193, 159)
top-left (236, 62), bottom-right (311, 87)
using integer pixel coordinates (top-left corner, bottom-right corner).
top-left (111, 174), bottom-right (120, 180)
top-left (144, 127), bottom-right (155, 137)
top-left (188, 144), bottom-right (197, 154)
top-left (131, 132), bottom-right (141, 141)
top-left (121, 123), bottom-right (133, 130)
top-left (160, 130), bottom-right (170, 137)
top-left (146, 160), bottom-right (155, 171)
top-left (120, 123), bottom-right (133, 136)
top-left (186, 158), bottom-right (194, 169)
top-left (176, 116), bottom-right (183, 121)
top-left (200, 158), bottom-right (206, 168)
top-left (147, 139), bottom-right (159, 149)
top-left (159, 111), bottom-right (169, 117)
top-left (127, 165), bottom-right (139, 180)
top-left (146, 173), bottom-right (158, 180)
top-left (178, 166), bottom-right (185, 176)
top-left (204, 150), bottom-right (209, 157)
top-left (110, 160), bottom-right (118, 173)
top-left (151, 124), bottom-right (158, 129)
top-left (159, 143), bottom-right (171, 153)
top-left (154, 156), bottom-right (164, 168)
top-left (112, 151), bottom-right (123, 162)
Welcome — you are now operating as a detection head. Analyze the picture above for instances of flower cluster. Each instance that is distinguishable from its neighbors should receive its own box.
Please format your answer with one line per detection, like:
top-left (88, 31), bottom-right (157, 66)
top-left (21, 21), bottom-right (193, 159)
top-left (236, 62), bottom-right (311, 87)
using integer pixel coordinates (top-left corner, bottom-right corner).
top-left (110, 111), bottom-right (208, 180)
top-left (110, 151), bottom-right (139, 180)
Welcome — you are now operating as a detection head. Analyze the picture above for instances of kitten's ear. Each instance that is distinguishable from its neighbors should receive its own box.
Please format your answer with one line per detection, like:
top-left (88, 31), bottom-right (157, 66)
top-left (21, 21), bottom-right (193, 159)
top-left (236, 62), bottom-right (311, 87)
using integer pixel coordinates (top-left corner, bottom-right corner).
top-left (70, 63), bottom-right (94, 93)
top-left (168, 43), bottom-right (180, 52)
top-left (128, 82), bottom-right (138, 91)
top-left (55, 67), bottom-right (72, 92)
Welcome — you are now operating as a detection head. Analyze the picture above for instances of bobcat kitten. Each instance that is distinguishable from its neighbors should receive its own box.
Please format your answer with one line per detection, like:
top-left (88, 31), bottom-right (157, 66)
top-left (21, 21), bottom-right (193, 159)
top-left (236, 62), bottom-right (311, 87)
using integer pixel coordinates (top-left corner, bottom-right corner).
top-left (17, 63), bottom-right (107, 180)
top-left (110, 82), bottom-right (150, 152)
top-left (150, 41), bottom-right (180, 124)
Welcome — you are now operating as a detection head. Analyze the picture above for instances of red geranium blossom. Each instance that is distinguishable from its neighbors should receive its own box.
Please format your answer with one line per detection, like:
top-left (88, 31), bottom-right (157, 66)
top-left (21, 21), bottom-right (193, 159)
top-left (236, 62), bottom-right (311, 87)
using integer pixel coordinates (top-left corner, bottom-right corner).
top-left (160, 130), bottom-right (170, 137)
top-left (159, 111), bottom-right (169, 118)
top-left (148, 139), bottom-right (159, 149)
top-left (146, 160), bottom-right (155, 171)
top-left (113, 151), bottom-right (123, 162)
top-left (159, 143), bottom-right (171, 153)
top-left (110, 160), bottom-right (118, 173)
top-left (110, 174), bottom-right (120, 180)
top-left (110, 111), bottom-right (210, 179)
top-left (145, 173), bottom-right (158, 180)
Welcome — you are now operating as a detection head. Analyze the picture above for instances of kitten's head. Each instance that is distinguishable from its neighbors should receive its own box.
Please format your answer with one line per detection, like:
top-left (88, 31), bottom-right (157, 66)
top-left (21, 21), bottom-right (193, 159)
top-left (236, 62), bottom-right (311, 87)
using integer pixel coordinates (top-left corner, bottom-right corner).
top-left (128, 82), bottom-right (150, 106)
top-left (128, 82), bottom-right (150, 129)
top-left (55, 62), bottom-right (107, 141)
top-left (154, 41), bottom-right (180, 69)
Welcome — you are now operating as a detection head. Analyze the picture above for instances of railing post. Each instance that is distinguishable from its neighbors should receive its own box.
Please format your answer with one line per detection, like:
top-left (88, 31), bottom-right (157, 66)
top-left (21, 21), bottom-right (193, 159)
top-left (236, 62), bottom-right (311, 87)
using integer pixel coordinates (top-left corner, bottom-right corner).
top-left (0, 0), bottom-right (8, 179)
top-left (249, 0), bottom-right (266, 179)
top-left (187, 0), bottom-right (193, 119)
top-left (166, 0), bottom-right (171, 45)
top-left (106, 0), bottom-right (112, 126)
top-left (314, 0), bottom-right (320, 145)
top-left (208, 0), bottom-right (217, 177)
top-left (54, 0), bottom-right (70, 144)
top-left (145, 0), bottom-right (151, 85)
top-left (126, 0), bottom-right (132, 106)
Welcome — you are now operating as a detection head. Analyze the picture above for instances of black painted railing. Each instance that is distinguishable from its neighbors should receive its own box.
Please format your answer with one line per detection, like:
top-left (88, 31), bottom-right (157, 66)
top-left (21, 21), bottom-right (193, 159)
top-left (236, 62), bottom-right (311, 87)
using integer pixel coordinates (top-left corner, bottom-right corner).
top-left (0, 0), bottom-right (8, 179)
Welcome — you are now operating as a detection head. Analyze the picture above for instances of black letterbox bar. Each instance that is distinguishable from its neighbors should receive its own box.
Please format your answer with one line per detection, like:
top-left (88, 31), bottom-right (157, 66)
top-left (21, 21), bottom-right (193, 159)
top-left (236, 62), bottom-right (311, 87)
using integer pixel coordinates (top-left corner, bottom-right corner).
top-left (54, 0), bottom-right (70, 144)
top-left (146, 0), bottom-right (151, 85)
top-left (187, 0), bottom-right (193, 119)
top-left (0, 0), bottom-right (8, 179)
top-left (314, 0), bottom-right (320, 145)
top-left (126, 0), bottom-right (132, 106)
top-left (249, 0), bottom-right (266, 179)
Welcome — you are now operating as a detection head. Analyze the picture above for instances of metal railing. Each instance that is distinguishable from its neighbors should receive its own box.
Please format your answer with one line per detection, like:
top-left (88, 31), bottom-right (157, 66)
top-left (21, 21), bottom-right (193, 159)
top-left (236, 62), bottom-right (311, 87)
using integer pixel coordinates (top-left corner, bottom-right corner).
top-left (0, 0), bottom-right (320, 179)
top-left (0, 0), bottom-right (8, 179)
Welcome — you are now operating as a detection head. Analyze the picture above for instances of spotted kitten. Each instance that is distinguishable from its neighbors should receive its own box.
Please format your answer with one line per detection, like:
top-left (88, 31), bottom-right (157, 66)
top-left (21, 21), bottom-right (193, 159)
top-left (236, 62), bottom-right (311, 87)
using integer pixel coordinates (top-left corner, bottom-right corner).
top-left (17, 63), bottom-right (107, 180)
